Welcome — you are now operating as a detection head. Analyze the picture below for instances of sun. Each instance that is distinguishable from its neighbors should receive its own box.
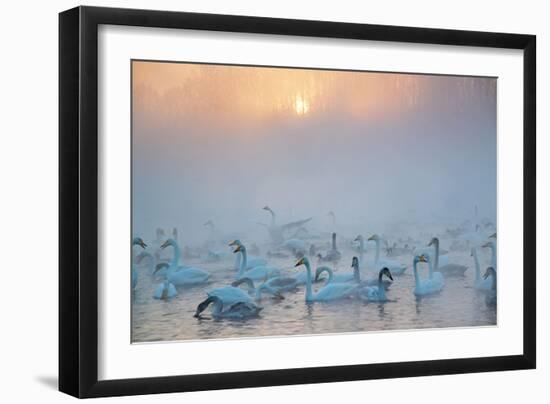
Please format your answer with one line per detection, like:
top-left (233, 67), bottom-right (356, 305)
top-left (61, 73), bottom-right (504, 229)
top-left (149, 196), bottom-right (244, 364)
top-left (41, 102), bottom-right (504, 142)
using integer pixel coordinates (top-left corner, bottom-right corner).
top-left (294, 95), bottom-right (310, 116)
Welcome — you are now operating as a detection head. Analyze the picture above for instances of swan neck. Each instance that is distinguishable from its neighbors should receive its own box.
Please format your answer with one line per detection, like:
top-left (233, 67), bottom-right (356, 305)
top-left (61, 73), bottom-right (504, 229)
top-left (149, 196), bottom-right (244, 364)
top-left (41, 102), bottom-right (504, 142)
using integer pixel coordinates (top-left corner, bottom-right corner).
top-left (374, 239), bottom-right (380, 264)
top-left (433, 240), bottom-right (439, 271)
top-left (473, 249), bottom-right (481, 281)
top-left (428, 259), bottom-right (434, 278)
top-left (170, 242), bottom-right (180, 271)
top-left (331, 233), bottom-right (336, 250)
top-left (490, 245), bottom-right (496, 268)
top-left (413, 261), bottom-right (420, 287)
top-left (305, 261), bottom-right (313, 301)
top-left (238, 249), bottom-right (248, 276)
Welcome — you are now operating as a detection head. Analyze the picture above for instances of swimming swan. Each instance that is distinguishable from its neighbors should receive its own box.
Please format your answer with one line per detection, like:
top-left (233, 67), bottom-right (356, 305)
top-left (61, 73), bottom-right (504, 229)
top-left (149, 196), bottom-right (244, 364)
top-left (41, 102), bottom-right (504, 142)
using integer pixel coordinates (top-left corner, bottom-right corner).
top-left (194, 295), bottom-right (262, 319)
top-left (229, 240), bottom-right (267, 270)
top-left (156, 238), bottom-right (210, 286)
top-left (413, 254), bottom-right (444, 296)
top-left (471, 247), bottom-right (492, 290)
top-left (368, 234), bottom-right (407, 275)
top-left (233, 244), bottom-right (280, 281)
top-left (357, 267), bottom-right (394, 302)
top-left (294, 257), bottom-right (357, 302)
top-left (428, 237), bottom-right (467, 276)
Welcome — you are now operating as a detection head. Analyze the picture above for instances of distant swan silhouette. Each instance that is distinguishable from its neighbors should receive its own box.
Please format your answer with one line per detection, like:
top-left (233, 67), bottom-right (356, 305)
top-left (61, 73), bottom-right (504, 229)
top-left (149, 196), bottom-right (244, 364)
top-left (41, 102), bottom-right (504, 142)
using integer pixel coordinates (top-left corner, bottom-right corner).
top-left (428, 237), bottom-right (467, 276)
top-left (194, 295), bottom-right (262, 319)
top-left (233, 244), bottom-right (280, 281)
top-left (368, 234), bottom-right (407, 275)
top-left (357, 267), bottom-right (393, 302)
top-left (131, 237), bottom-right (147, 289)
top-left (471, 247), bottom-right (492, 290)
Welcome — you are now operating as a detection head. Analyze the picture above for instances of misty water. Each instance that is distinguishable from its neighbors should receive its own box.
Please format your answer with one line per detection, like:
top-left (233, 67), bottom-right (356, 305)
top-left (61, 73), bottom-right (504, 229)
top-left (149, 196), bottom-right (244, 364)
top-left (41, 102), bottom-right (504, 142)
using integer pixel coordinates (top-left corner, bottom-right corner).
top-left (131, 225), bottom-right (497, 343)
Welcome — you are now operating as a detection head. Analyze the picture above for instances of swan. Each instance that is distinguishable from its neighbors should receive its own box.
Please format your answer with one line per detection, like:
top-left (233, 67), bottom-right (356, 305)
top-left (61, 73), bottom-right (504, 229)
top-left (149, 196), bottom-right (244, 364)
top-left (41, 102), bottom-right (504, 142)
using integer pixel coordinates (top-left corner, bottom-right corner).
top-left (294, 257), bottom-right (357, 302)
top-left (351, 256), bottom-right (392, 289)
top-left (483, 267), bottom-right (497, 307)
top-left (206, 285), bottom-right (254, 305)
top-left (155, 238), bottom-right (210, 286)
top-left (131, 237), bottom-right (147, 289)
top-left (315, 264), bottom-right (358, 284)
top-left (413, 254), bottom-right (444, 296)
top-left (262, 205), bottom-right (312, 244)
top-left (368, 234), bottom-right (407, 275)
top-left (471, 247), bottom-right (492, 290)
top-left (194, 295), bottom-right (262, 319)
top-left (153, 280), bottom-right (178, 300)
top-left (482, 240), bottom-right (497, 268)
top-left (135, 251), bottom-right (156, 274)
top-left (357, 267), bottom-right (394, 302)
top-left (233, 244), bottom-right (280, 281)
top-left (428, 237), bottom-right (467, 276)
top-left (353, 235), bottom-right (369, 264)
top-left (231, 277), bottom-right (287, 300)
top-left (229, 240), bottom-right (267, 270)
top-left (318, 233), bottom-right (341, 263)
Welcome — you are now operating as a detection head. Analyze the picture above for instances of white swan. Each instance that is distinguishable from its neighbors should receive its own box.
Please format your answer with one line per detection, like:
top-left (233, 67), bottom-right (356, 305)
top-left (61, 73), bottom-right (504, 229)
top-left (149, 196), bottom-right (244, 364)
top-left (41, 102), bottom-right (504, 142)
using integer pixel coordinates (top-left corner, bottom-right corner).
top-left (131, 237), bottom-right (147, 289)
top-left (294, 257), bottom-right (357, 302)
top-left (357, 267), bottom-right (393, 302)
top-left (413, 254), bottom-right (444, 296)
top-left (428, 237), bottom-right (467, 276)
top-left (153, 280), bottom-right (178, 300)
top-left (229, 240), bottom-right (267, 270)
top-left (482, 240), bottom-right (497, 268)
top-left (194, 295), bottom-right (262, 319)
top-left (155, 238), bottom-right (210, 286)
top-left (483, 267), bottom-right (497, 307)
top-left (471, 247), bottom-right (492, 291)
top-left (368, 234), bottom-right (407, 275)
top-left (233, 244), bottom-right (280, 281)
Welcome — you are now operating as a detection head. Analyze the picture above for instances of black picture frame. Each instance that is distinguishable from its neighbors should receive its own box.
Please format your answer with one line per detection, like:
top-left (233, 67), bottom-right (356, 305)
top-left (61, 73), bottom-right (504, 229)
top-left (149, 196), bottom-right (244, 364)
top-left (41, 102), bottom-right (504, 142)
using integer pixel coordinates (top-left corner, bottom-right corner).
top-left (59, 5), bottom-right (536, 398)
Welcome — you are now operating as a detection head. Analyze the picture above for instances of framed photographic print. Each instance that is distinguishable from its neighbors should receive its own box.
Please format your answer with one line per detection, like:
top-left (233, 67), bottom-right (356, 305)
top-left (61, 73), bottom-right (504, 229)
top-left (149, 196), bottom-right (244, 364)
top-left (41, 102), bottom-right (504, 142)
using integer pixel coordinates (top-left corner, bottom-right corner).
top-left (59, 6), bottom-right (536, 398)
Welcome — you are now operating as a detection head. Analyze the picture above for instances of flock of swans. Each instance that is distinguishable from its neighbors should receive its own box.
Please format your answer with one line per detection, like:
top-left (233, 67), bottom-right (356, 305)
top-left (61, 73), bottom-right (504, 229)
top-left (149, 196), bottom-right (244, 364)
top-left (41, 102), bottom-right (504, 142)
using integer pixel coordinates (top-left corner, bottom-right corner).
top-left (132, 206), bottom-right (497, 328)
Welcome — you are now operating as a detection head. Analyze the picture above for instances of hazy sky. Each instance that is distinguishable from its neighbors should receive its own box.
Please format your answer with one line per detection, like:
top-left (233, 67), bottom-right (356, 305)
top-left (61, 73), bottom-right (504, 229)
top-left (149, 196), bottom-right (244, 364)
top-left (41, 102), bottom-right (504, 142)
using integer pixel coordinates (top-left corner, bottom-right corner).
top-left (132, 61), bottom-right (496, 242)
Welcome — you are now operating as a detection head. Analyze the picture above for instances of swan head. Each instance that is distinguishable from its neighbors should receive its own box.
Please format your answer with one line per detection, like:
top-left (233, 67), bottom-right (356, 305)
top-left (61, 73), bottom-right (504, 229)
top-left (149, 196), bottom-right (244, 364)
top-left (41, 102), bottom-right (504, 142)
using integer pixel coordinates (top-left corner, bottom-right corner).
top-left (295, 257), bottom-right (309, 268)
top-left (380, 267), bottom-right (394, 281)
top-left (368, 234), bottom-right (380, 242)
top-left (351, 256), bottom-right (359, 269)
top-left (194, 296), bottom-right (218, 318)
top-left (314, 266), bottom-right (330, 282)
top-left (489, 233), bottom-right (497, 239)
top-left (427, 237), bottom-right (438, 247)
top-left (482, 240), bottom-right (495, 249)
top-left (203, 220), bottom-right (214, 227)
top-left (232, 244), bottom-right (245, 254)
top-left (414, 254), bottom-right (428, 264)
top-left (262, 206), bottom-right (272, 212)
top-left (160, 238), bottom-right (176, 250)
top-left (483, 266), bottom-right (496, 280)
top-left (354, 235), bottom-right (363, 243)
top-left (228, 239), bottom-right (242, 249)
top-left (153, 262), bottom-right (169, 275)
top-left (132, 237), bottom-right (147, 249)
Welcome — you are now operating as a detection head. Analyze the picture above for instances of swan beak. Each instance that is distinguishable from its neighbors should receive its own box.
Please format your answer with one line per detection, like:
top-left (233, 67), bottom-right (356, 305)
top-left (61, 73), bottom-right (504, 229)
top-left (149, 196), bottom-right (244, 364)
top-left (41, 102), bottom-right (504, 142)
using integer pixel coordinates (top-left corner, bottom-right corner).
top-left (233, 245), bottom-right (243, 253)
top-left (367, 235), bottom-right (375, 241)
top-left (140, 240), bottom-right (147, 248)
top-left (228, 240), bottom-right (238, 247)
top-left (419, 255), bottom-right (427, 263)
top-left (387, 272), bottom-right (394, 281)
top-left (427, 239), bottom-right (433, 246)
top-left (295, 258), bottom-right (304, 267)
top-left (481, 242), bottom-right (490, 248)
top-left (160, 240), bottom-right (170, 249)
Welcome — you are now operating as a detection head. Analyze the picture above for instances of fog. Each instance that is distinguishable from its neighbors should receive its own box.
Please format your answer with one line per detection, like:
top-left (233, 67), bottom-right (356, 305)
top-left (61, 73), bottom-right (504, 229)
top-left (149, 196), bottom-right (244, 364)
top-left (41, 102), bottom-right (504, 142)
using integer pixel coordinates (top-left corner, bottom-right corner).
top-left (132, 62), bottom-right (496, 245)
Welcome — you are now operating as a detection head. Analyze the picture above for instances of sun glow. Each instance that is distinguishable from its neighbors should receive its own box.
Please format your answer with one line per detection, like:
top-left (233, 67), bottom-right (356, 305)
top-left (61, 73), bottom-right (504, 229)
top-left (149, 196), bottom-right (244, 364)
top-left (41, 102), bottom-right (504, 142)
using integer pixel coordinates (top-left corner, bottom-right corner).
top-left (293, 95), bottom-right (310, 116)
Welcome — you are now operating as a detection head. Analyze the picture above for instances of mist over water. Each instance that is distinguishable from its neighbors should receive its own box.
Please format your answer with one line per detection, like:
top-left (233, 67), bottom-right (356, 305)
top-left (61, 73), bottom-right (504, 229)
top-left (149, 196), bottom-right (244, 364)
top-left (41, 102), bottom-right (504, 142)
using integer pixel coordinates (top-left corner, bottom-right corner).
top-left (131, 61), bottom-right (497, 342)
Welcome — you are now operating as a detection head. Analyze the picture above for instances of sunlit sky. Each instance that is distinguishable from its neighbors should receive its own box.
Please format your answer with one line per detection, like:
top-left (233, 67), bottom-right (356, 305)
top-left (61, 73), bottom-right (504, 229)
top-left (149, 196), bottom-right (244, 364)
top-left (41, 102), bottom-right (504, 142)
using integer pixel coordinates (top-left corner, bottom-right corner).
top-left (132, 60), bottom-right (496, 241)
